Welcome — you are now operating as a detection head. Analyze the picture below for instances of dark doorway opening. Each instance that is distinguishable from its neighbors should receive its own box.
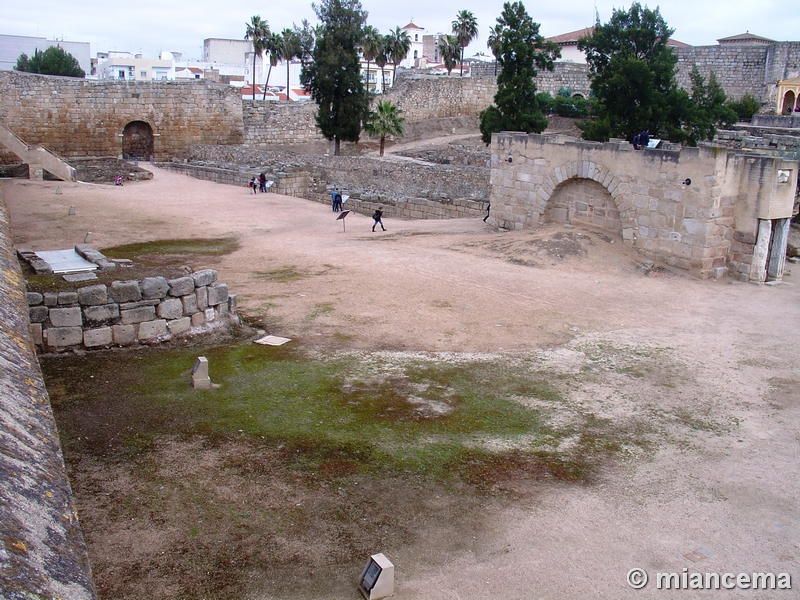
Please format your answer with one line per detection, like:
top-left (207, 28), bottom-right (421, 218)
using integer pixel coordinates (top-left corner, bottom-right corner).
top-left (122, 121), bottom-right (154, 161)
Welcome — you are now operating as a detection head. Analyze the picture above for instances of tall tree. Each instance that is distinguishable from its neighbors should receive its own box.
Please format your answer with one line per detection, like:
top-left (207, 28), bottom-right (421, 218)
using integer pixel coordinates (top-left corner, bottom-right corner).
top-left (452, 10), bottom-right (478, 76)
top-left (374, 36), bottom-right (390, 92)
top-left (277, 28), bottom-right (301, 100)
top-left (15, 46), bottom-right (85, 77)
top-left (577, 2), bottom-right (683, 142)
top-left (479, 2), bottom-right (560, 144)
top-left (245, 15), bottom-right (270, 100)
top-left (385, 26), bottom-right (411, 84)
top-left (365, 100), bottom-right (405, 156)
top-left (438, 35), bottom-right (460, 75)
top-left (294, 19), bottom-right (317, 71)
top-left (487, 24), bottom-right (502, 76)
top-left (262, 33), bottom-right (279, 100)
top-left (361, 25), bottom-right (383, 92)
top-left (683, 66), bottom-right (736, 145)
top-left (301, 0), bottom-right (370, 155)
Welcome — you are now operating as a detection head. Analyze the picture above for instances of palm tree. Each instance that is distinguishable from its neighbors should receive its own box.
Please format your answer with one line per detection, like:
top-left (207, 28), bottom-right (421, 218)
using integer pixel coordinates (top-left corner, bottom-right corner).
top-left (452, 10), bottom-right (478, 76)
top-left (374, 36), bottom-right (390, 93)
top-left (361, 25), bottom-right (382, 93)
top-left (439, 35), bottom-right (460, 76)
top-left (262, 33), bottom-right (279, 100)
top-left (385, 27), bottom-right (411, 88)
top-left (245, 15), bottom-right (270, 100)
top-left (487, 24), bottom-right (502, 76)
top-left (365, 100), bottom-right (405, 156)
top-left (276, 28), bottom-right (300, 101)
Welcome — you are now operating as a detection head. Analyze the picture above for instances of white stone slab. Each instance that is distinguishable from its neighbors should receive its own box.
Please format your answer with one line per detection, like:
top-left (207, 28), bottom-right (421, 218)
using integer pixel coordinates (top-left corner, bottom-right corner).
top-left (36, 249), bottom-right (97, 274)
top-left (254, 335), bottom-right (291, 346)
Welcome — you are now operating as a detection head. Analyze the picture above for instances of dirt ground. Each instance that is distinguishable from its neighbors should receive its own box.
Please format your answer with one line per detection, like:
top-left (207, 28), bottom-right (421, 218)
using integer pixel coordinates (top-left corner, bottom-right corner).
top-left (4, 154), bottom-right (800, 598)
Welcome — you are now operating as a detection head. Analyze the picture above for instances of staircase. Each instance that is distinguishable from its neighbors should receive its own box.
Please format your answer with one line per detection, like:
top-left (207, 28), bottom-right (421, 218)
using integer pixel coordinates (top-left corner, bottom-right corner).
top-left (0, 123), bottom-right (77, 182)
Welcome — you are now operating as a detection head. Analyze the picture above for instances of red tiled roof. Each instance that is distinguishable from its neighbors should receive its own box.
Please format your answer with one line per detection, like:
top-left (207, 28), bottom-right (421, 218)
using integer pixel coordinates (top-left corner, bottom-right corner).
top-left (402, 22), bottom-right (424, 30)
top-left (547, 26), bottom-right (688, 48)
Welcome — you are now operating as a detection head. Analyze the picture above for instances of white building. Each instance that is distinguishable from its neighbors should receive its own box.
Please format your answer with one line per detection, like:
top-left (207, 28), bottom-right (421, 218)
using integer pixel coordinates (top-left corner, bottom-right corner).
top-left (0, 34), bottom-right (91, 74)
top-left (95, 51), bottom-right (175, 81)
top-left (400, 22), bottom-right (425, 68)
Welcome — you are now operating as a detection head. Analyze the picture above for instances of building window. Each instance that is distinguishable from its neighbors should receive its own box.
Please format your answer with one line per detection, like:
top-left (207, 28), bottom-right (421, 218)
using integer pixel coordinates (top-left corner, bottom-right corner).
top-left (140, 71), bottom-right (147, 78)
top-left (118, 70), bottom-right (126, 79)
top-left (414, 50), bottom-right (418, 59)
top-left (415, 34), bottom-right (418, 41)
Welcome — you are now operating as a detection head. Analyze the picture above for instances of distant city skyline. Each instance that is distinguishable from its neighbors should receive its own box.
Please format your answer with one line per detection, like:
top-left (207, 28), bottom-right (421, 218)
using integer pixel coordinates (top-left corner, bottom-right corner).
top-left (4, 0), bottom-right (799, 62)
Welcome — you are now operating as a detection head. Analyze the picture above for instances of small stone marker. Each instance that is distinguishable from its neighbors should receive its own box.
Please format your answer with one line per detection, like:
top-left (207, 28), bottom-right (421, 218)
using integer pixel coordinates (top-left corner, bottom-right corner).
top-left (55, 186), bottom-right (62, 195)
top-left (358, 553), bottom-right (394, 600)
top-left (84, 232), bottom-right (93, 243)
top-left (191, 356), bottom-right (212, 389)
top-left (254, 335), bottom-right (291, 346)
top-left (68, 206), bottom-right (76, 215)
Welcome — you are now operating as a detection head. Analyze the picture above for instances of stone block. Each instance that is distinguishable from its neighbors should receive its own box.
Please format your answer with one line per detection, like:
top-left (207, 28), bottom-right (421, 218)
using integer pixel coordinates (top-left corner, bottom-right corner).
top-left (141, 276), bottom-right (169, 299)
top-left (83, 303), bottom-right (120, 325)
top-left (43, 293), bottom-right (58, 307)
top-left (157, 297), bottom-right (184, 319)
top-left (207, 283), bottom-right (229, 306)
top-left (29, 323), bottom-right (43, 345)
top-left (84, 327), bottom-right (113, 348)
top-left (191, 311), bottom-right (206, 327)
top-left (27, 292), bottom-right (43, 306)
top-left (49, 306), bottom-right (82, 327)
top-left (228, 294), bottom-right (237, 315)
top-left (205, 307), bottom-right (216, 322)
top-left (121, 306), bottom-right (156, 325)
top-left (46, 327), bottom-right (83, 348)
top-left (119, 299), bottom-right (159, 310)
top-left (77, 284), bottom-right (108, 306)
top-left (168, 276), bottom-right (195, 297)
top-left (216, 301), bottom-right (229, 318)
top-left (138, 319), bottom-right (168, 341)
top-left (193, 286), bottom-right (208, 311)
top-left (112, 324), bottom-right (137, 346)
top-left (168, 316), bottom-right (192, 335)
top-left (29, 305), bottom-right (48, 323)
top-left (58, 291), bottom-right (79, 305)
top-left (192, 269), bottom-right (217, 287)
top-left (110, 280), bottom-right (142, 303)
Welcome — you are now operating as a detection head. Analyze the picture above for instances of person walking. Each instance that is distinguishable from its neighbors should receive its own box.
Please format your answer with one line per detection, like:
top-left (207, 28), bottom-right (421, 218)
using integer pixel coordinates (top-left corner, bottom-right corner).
top-left (250, 177), bottom-right (258, 195)
top-left (259, 172), bottom-right (267, 193)
top-left (372, 206), bottom-right (386, 232)
top-left (483, 203), bottom-right (491, 223)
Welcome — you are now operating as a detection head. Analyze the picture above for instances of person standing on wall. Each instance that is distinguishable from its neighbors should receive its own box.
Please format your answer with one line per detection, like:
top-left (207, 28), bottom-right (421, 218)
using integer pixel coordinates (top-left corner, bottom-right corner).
top-left (639, 128), bottom-right (650, 149)
top-left (372, 206), bottom-right (386, 232)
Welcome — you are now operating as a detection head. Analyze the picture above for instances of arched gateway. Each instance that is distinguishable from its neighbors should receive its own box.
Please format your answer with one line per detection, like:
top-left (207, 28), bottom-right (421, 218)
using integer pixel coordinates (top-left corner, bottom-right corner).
top-left (122, 121), bottom-right (154, 160)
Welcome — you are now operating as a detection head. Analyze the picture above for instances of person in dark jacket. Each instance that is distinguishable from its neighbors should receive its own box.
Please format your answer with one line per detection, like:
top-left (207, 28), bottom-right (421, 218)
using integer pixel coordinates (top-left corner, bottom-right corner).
top-left (372, 207), bottom-right (386, 232)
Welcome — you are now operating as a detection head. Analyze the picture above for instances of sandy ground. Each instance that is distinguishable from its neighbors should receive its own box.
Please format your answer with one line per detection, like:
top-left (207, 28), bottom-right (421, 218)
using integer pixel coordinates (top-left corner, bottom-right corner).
top-left (4, 165), bottom-right (800, 598)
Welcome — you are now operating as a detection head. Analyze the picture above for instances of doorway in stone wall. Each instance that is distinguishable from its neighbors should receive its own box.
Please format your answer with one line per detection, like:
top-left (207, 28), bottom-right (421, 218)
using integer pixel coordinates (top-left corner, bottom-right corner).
top-left (122, 121), bottom-right (154, 161)
top-left (545, 178), bottom-right (622, 234)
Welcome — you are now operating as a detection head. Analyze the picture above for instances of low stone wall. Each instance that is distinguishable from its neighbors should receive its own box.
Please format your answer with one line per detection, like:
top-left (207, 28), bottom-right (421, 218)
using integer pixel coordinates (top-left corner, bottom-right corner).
top-left (26, 268), bottom-right (238, 351)
top-left (0, 188), bottom-right (96, 598)
top-left (752, 115), bottom-right (800, 129)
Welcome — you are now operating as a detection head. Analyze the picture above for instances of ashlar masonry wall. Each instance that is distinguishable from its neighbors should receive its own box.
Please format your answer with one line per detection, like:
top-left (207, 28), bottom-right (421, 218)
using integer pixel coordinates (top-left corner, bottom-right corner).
top-left (489, 133), bottom-right (798, 280)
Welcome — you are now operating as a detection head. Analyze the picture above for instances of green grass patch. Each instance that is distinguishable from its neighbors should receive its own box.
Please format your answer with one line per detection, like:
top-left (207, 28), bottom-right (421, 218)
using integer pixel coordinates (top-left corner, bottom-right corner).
top-left (102, 237), bottom-right (240, 262)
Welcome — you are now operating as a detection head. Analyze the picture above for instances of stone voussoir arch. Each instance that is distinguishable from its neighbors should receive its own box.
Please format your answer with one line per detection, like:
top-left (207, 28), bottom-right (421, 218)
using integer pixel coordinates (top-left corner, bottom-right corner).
top-left (534, 159), bottom-right (636, 239)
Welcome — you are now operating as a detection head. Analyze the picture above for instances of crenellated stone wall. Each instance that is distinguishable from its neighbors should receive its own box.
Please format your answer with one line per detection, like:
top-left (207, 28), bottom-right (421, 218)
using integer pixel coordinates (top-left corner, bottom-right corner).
top-left (489, 133), bottom-right (798, 281)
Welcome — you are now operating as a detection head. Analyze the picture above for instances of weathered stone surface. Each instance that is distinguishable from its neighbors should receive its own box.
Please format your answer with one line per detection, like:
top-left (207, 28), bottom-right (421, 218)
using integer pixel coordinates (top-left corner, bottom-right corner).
top-left (26, 292), bottom-right (43, 306)
top-left (207, 283), bottom-right (229, 306)
top-left (58, 291), bottom-right (79, 305)
top-left (205, 307), bottom-right (215, 322)
top-left (84, 327), bottom-right (113, 348)
top-left (156, 298), bottom-right (183, 320)
top-left (168, 276), bottom-right (195, 297)
top-left (49, 307), bottom-right (82, 327)
top-left (46, 326), bottom-right (83, 348)
top-left (191, 311), bottom-right (206, 327)
top-left (112, 324), bottom-right (137, 346)
top-left (192, 269), bottom-right (217, 287)
top-left (141, 276), bottom-right (170, 300)
top-left (228, 294), bottom-right (237, 315)
top-left (43, 292), bottom-right (58, 307)
top-left (167, 316), bottom-right (192, 335)
top-left (83, 303), bottom-right (120, 325)
top-left (216, 301), bottom-right (229, 318)
top-left (120, 306), bottom-right (156, 325)
top-left (138, 319), bottom-right (168, 340)
top-left (195, 286), bottom-right (208, 310)
top-left (77, 284), bottom-right (107, 306)
top-left (29, 306), bottom-right (48, 323)
top-left (29, 322), bottom-right (43, 345)
top-left (181, 293), bottom-right (199, 315)
top-left (63, 272), bottom-right (98, 282)
top-left (119, 299), bottom-right (160, 310)
top-left (110, 280), bottom-right (142, 303)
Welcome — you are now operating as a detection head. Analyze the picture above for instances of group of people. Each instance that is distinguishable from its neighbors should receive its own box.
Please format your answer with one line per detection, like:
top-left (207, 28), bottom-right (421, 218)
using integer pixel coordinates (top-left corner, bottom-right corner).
top-left (249, 172), bottom-right (271, 194)
top-left (331, 188), bottom-right (344, 212)
top-left (632, 128), bottom-right (650, 150)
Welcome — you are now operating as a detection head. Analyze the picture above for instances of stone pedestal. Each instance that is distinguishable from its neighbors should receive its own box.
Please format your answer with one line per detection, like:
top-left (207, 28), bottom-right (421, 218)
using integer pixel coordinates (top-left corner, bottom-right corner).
top-left (191, 356), bottom-right (211, 389)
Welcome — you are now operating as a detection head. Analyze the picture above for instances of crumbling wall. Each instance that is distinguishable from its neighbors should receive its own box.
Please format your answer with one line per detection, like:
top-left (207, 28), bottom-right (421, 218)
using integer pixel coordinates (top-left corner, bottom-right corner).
top-left (0, 186), bottom-right (96, 598)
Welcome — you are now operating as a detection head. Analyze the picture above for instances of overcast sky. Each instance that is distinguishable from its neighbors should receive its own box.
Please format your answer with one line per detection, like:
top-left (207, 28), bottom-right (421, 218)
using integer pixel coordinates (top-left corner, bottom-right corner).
top-left (4, 0), bottom-right (799, 61)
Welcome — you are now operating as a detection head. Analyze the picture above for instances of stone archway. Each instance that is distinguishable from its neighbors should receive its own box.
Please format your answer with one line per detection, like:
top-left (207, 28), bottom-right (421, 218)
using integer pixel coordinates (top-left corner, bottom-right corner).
top-left (546, 178), bottom-right (622, 233)
top-left (122, 121), bottom-right (154, 160)
top-left (782, 90), bottom-right (796, 114)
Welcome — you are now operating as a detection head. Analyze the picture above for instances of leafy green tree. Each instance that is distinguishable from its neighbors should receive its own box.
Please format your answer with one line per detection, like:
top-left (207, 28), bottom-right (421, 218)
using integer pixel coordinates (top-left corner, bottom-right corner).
top-left (301, 0), bottom-right (370, 155)
top-left (577, 2), bottom-right (683, 142)
top-left (478, 2), bottom-right (560, 145)
top-left (452, 10), bottom-right (478, 76)
top-left (365, 100), bottom-right (405, 156)
top-left (245, 15), bottom-right (270, 100)
top-left (726, 93), bottom-right (761, 122)
top-left (276, 28), bottom-right (301, 99)
top-left (14, 46), bottom-right (85, 77)
top-left (385, 26), bottom-right (411, 83)
top-left (438, 35), bottom-right (460, 75)
top-left (682, 65), bottom-right (736, 145)
top-left (294, 19), bottom-right (317, 70)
